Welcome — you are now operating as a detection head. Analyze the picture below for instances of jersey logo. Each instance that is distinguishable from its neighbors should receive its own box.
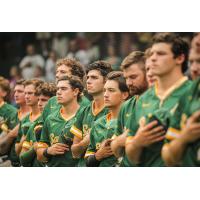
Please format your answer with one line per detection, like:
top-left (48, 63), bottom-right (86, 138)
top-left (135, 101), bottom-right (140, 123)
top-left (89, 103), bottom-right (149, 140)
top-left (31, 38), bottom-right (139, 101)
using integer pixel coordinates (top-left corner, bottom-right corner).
top-left (142, 103), bottom-right (151, 108)
top-left (50, 133), bottom-right (59, 145)
top-left (139, 116), bottom-right (146, 127)
top-left (126, 113), bottom-right (131, 118)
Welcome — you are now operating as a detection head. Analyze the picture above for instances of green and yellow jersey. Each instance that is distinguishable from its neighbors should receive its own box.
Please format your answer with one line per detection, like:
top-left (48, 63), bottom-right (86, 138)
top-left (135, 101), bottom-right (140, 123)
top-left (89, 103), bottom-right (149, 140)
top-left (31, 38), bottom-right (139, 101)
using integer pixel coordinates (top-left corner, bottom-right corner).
top-left (70, 101), bottom-right (108, 166)
top-left (0, 102), bottom-right (18, 133)
top-left (85, 113), bottom-right (118, 167)
top-left (42, 95), bottom-right (90, 120)
top-left (16, 113), bottom-right (41, 143)
top-left (165, 77), bottom-right (200, 166)
top-left (20, 115), bottom-right (44, 167)
top-left (0, 102), bottom-right (19, 166)
top-left (126, 77), bottom-right (192, 167)
top-left (38, 107), bottom-right (84, 167)
top-left (115, 96), bottom-right (138, 167)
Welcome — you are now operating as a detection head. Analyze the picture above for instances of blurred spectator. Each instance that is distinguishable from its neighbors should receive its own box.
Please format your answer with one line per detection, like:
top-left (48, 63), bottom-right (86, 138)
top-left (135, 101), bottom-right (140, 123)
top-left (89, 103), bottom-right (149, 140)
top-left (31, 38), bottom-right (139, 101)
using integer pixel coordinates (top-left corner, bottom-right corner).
top-left (19, 44), bottom-right (45, 79)
top-left (36, 32), bottom-right (51, 58)
top-left (66, 39), bottom-right (77, 58)
top-left (45, 51), bottom-right (57, 82)
top-left (104, 45), bottom-right (121, 71)
top-left (9, 65), bottom-right (22, 89)
top-left (85, 39), bottom-right (100, 63)
top-left (52, 33), bottom-right (68, 58)
top-left (34, 66), bottom-right (45, 81)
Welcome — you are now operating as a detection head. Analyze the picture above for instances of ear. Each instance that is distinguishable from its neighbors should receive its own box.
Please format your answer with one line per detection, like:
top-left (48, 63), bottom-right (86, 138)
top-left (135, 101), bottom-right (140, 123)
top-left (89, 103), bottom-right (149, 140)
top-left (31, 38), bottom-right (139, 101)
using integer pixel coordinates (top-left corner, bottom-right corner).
top-left (122, 92), bottom-right (129, 101)
top-left (175, 54), bottom-right (185, 66)
top-left (73, 88), bottom-right (80, 98)
top-left (0, 90), bottom-right (7, 99)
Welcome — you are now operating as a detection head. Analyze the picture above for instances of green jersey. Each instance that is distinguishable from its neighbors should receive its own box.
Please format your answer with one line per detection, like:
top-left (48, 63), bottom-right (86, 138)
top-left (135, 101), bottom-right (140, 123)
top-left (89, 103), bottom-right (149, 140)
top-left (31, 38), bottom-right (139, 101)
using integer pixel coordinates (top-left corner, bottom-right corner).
top-left (127, 77), bottom-right (192, 167)
top-left (16, 113), bottom-right (41, 143)
top-left (85, 113), bottom-right (118, 167)
top-left (0, 102), bottom-right (18, 166)
top-left (166, 77), bottom-right (200, 166)
top-left (0, 102), bottom-right (18, 133)
top-left (38, 107), bottom-right (83, 167)
top-left (42, 95), bottom-right (90, 120)
top-left (70, 101), bottom-right (108, 167)
top-left (20, 115), bottom-right (44, 167)
top-left (115, 96), bottom-right (138, 167)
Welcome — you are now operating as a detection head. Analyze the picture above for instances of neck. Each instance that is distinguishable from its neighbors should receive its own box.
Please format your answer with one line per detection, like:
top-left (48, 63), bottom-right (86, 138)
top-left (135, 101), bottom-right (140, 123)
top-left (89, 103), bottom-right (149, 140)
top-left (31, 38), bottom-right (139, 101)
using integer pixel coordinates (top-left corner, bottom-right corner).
top-left (31, 104), bottom-right (40, 116)
top-left (62, 99), bottom-right (80, 119)
top-left (110, 104), bottom-right (122, 119)
top-left (19, 104), bottom-right (31, 114)
top-left (157, 68), bottom-right (184, 94)
top-left (93, 94), bottom-right (104, 110)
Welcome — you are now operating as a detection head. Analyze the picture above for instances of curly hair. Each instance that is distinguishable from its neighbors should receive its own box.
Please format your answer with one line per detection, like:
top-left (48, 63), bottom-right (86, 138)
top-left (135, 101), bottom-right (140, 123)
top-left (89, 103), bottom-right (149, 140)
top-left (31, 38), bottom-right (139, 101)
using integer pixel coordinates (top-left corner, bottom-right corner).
top-left (0, 76), bottom-right (10, 102)
top-left (36, 82), bottom-right (56, 97)
top-left (56, 58), bottom-right (85, 80)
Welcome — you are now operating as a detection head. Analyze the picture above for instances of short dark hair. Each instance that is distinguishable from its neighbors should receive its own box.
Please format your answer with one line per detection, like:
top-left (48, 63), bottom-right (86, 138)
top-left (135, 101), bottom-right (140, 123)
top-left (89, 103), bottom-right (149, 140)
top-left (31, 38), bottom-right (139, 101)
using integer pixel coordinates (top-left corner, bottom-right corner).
top-left (107, 71), bottom-right (129, 98)
top-left (0, 76), bottom-right (10, 101)
top-left (120, 51), bottom-right (146, 72)
top-left (56, 58), bottom-right (85, 80)
top-left (152, 33), bottom-right (189, 73)
top-left (86, 60), bottom-right (112, 77)
top-left (36, 82), bottom-right (57, 98)
top-left (57, 76), bottom-right (84, 101)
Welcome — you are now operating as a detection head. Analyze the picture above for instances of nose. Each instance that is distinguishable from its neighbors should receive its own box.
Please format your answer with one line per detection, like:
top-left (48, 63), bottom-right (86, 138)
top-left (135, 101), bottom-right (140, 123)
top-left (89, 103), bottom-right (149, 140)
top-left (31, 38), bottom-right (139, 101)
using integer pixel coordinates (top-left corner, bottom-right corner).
top-left (126, 78), bottom-right (133, 87)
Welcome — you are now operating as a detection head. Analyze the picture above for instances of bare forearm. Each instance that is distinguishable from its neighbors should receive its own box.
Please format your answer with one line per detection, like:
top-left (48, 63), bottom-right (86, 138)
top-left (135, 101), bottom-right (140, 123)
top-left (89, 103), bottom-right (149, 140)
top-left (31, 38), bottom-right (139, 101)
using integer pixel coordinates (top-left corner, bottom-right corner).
top-left (162, 139), bottom-right (187, 166)
top-left (36, 148), bottom-right (47, 162)
top-left (111, 135), bottom-right (126, 158)
top-left (71, 139), bottom-right (89, 158)
top-left (15, 142), bottom-right (24, 156)
top-left (125, 139), bottom-right (143, 165)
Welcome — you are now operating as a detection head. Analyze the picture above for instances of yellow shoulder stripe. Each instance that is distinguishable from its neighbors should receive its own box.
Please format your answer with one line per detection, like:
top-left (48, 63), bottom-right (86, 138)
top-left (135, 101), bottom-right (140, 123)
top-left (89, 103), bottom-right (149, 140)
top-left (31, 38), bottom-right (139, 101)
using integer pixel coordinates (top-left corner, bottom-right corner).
top-left (37, 142), bottom-right (49, 149)
top-left (70, 125), bottom-right (82, 139)
top-left (22, 141), bottom-right (32, 150)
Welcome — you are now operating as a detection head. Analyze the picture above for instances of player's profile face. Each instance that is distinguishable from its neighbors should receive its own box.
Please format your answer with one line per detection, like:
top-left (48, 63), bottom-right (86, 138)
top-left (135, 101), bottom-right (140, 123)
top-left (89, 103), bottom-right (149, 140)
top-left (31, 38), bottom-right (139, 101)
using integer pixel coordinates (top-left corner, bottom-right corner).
top-left (104, 80), bottom-right (123, 108)
top-left (56, 65), bottom-right (72, 82)
top-left (189, 49), bottom-right (200, 80)
top-left (123, 64), bottom-right (147, 96)
top-left (14, 84), bottom-right (25, 105)
top-left (56, 80), bottom-right (75, 105)
top-left (86, 70), bottom-right (104, 95)
top-left (24, 84), bottom-right (38, 106)
top-left (38, 95), bottom-right (50, 112)
top-left (150, 43), bottom-right (175, 76)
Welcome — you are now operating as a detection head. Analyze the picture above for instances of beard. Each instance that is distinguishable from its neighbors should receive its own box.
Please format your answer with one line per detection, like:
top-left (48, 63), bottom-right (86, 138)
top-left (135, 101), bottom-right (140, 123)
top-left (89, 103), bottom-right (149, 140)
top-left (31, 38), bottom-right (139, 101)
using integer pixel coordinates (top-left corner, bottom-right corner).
top-left (129, 81), bottom-right (148, 96)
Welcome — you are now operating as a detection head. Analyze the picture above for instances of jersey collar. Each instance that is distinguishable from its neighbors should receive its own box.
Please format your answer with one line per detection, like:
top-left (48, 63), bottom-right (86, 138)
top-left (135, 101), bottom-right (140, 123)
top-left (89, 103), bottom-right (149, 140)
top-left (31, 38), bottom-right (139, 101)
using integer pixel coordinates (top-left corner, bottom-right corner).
top-left (154, 76), bottom-right (188, 105)
top-left (92, 101), bottom-right (105, 116)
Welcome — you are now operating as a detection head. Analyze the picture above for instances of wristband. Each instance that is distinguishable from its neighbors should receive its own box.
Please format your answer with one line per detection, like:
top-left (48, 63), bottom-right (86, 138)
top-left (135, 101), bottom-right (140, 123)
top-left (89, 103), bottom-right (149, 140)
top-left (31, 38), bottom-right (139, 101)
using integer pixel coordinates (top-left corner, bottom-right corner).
top-left (86, 154), bottom-right (100, 167)
top-left (43, 148), bottom-right (52, 159)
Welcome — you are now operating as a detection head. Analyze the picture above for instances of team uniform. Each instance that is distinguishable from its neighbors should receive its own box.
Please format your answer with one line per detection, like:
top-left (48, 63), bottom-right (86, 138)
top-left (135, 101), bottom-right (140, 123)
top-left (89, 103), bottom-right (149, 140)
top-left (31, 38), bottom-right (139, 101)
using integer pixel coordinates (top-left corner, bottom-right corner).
top-left (0, 102), bottom-right (18, 133)
top-left (20, 115), bottom-right (44, 167)
top-left (115, 96), bottom-right (138, 167)
top-left (166, 77), bottom-right (200, 166)
top-left (85, 113), bottom-right (118, 167)
top-left (0, 102), bottom-right (19, 166)
top-left (42, 95), bottom-right (90, 120)
top-left (126, 77), bottom-right (192, 167)
top-left (70, 101), bottom-right (108, 166)
top-left (37, 107), bottom-right (84, 167)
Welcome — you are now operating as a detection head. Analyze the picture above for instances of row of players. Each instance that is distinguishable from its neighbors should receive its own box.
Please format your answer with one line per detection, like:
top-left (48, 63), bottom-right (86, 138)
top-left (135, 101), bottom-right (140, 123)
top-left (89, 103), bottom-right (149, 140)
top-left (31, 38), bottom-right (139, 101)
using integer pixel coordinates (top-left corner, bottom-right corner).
top-left (0, 32), bottom-right (200, 167)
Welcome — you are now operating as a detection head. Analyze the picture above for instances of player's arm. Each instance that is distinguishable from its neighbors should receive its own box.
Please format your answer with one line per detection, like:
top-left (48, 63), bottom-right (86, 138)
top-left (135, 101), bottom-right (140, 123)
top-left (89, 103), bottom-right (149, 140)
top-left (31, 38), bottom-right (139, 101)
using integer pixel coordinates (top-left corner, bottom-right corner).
top-left (162, 111), bottom-right (200, 166)
top-left (0, 124), bottom-right (19, 155)
top-left (125, 121), bottom-right (165, 165)
top-left (71, 134), bottom-right (90, 158)
top-left (111, 130), bottom-right (128, 158)
top-left (37, 143), bottom-right (69, 162)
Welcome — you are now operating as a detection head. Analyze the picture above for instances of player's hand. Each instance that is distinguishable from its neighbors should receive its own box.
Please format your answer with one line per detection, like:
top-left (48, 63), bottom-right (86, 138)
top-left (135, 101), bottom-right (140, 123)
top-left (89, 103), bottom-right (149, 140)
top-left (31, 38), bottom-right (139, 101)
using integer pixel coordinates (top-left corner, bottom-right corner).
top-left (47, 143), bottom-right (69, 155)
top-left (181, 111), bottom-right (200, 144)
top-left (133, 120), bottom-right (166, 147)
top-left (20, 135), bottom-right (27, 144)
top-left (95, 139), bottom-right (113, 161)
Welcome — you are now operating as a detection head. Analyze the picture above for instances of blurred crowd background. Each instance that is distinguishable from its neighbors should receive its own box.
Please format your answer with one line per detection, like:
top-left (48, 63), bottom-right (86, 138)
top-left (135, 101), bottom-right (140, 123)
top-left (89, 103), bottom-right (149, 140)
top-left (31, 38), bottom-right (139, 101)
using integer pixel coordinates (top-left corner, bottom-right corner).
top-left (0, 32), bottom-right (194, 81)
